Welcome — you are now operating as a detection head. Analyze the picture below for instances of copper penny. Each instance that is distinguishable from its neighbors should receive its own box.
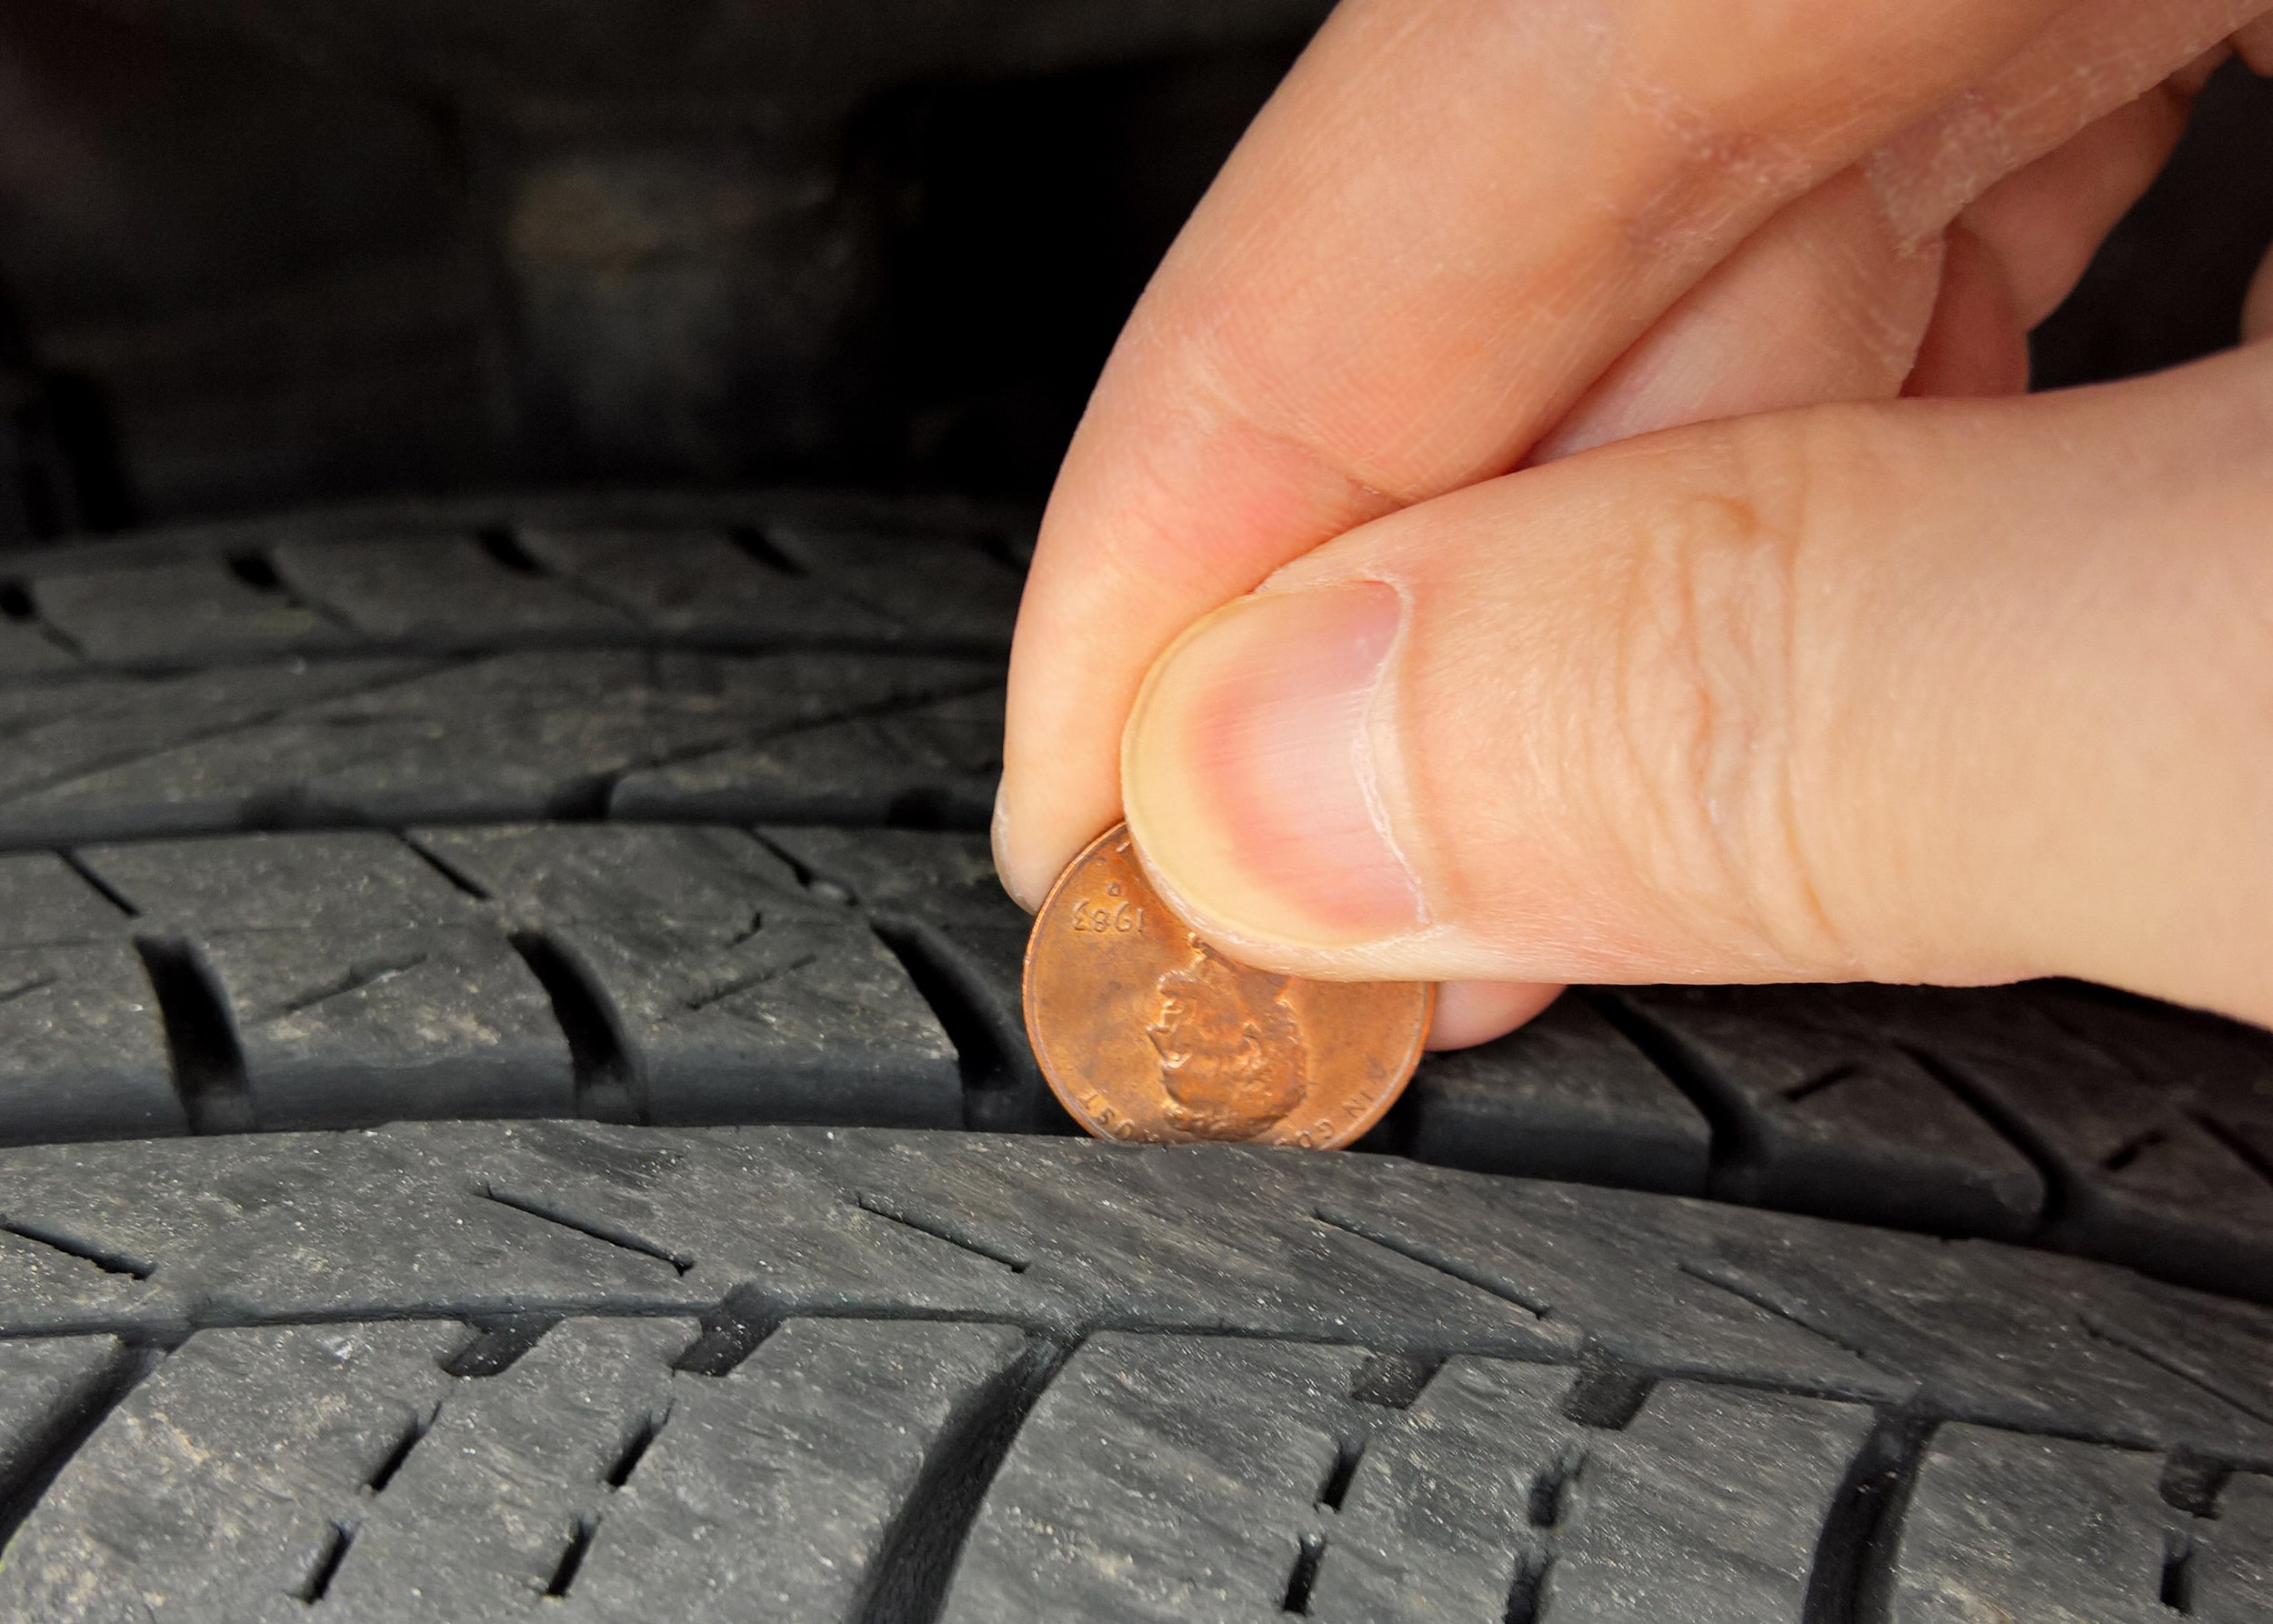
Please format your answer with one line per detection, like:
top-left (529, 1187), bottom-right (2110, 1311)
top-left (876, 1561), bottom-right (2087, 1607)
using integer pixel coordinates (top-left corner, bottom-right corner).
top-left (1023, 822), bottom-right (1433, 1148)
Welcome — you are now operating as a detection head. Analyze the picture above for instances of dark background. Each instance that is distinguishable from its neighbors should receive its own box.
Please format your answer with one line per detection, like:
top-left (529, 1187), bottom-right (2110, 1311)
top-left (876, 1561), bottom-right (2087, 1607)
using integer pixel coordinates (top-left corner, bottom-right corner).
top-left (0, 0), bottom-right (2262, 542)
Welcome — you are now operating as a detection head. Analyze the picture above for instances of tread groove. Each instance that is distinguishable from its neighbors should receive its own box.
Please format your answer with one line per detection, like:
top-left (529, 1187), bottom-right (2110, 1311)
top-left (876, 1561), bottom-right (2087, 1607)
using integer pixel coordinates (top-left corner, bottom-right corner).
top-left (1500, 1547), bottom-right (1553, 1624)
top-left (1590, 993), bottom-right (1758, 1186)
top-left (671, 1288), bottom-right (780, 1378)
top-left (1279, 1530), bottom-right (1326, 1615)
top-left (604, 1406), bottom-right (667, 1489)
top-left (1897, 1043), bottom-right (2070, 1237)
top-left (1349, 1350), bottom-right (1444, 1410)
top-left (1557, 1362), bottom-right (1654, 1429)
top-left (849, 1332), bottom-right (1070, 1624)
top-left (133, 934), bottom-right (254, 1135)
top-left (1801, 1411), bottom-right (1932, 1624)
top-left (506, 931), bottom-right (640, 1124)
top-left (440, 1315), bottom-right (558, 1378)
top-left (1316, 1435), bottom-right (1365, 1510)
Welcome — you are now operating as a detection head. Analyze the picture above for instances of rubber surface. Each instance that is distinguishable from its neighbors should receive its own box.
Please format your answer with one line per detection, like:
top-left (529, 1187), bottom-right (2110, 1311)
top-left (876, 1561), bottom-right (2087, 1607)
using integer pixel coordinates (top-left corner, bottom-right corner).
top-left (0, 494), bottom-right (2268, 1316)
top-left (1, 495), bottom-right (2271, 1615)
top-left (0, 1123), bottom-right (2261, 1620)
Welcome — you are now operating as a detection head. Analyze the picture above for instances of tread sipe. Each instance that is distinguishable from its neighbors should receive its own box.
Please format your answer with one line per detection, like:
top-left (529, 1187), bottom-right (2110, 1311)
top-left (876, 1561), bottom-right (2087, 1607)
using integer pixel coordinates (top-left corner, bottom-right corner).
top-left (0, 1124), bottom-right (2263, 1619)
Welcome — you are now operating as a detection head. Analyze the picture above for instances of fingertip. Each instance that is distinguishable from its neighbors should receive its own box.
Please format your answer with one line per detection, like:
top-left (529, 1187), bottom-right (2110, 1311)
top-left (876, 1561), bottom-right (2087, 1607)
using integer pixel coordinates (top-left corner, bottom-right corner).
top-left (1425, 980), bottom-right (1565, 1049)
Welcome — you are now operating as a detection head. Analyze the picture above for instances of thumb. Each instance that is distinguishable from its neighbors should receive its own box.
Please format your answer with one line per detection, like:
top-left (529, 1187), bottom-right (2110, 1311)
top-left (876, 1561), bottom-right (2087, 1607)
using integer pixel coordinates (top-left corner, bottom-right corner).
top-left (1120, 343), bottom-right (2273, 1025)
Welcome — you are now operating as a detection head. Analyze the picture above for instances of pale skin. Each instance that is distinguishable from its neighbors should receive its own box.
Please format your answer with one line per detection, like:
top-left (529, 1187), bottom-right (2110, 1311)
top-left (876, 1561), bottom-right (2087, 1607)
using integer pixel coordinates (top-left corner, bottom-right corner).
top-left (994, 0), bottom-right (2273, 1050)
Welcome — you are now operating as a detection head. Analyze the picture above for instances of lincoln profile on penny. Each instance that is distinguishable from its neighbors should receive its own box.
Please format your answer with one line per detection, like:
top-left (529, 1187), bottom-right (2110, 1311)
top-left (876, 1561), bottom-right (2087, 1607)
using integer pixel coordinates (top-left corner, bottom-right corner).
top-left (1146, 933), bottom-right (1311, 1138)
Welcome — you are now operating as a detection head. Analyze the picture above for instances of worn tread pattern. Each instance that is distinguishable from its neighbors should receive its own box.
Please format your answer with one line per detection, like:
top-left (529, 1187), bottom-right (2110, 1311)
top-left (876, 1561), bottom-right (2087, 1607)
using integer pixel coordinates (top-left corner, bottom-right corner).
top-left (0, 1126), bottom-right (2257, 1619)
top-left (0, 495), bottom-right (2268, 1325)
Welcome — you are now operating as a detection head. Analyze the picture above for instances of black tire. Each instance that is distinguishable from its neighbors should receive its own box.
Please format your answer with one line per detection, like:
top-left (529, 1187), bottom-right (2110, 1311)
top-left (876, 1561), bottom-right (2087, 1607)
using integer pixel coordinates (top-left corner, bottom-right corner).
top-left (0, 494), bottom-right (2268, 1307)
top-left (0, 1122), bottom-right (2262, 1619)
top-left (0, 492), bottom-right (2270, 1614)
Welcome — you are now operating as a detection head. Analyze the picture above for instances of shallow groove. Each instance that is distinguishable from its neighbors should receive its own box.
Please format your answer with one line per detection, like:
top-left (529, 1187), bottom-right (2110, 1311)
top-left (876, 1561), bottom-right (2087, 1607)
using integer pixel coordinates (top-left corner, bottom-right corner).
top-left (856, 1193), bottom-right (1031, 1272)
top-left (1313, 1208), bottom-right (1552, 1318)
top-left (365, 1408), bottom-right (432, 1494)
top-left (850, 1333), bottom-right (1070, 1624)
top-left (2162, 1526), bottom-right (2197, 1614)
top-left (1783, 1062), bottom-right (1864, 1106)
top-left (2190, 1111), bottom-right (2273, 1192)
top-left (479, 1188), bottom-right (692, 1275)
top-left (605, 1406), bottom-right (667, 1489)
top-left (0, 973), bottom-right (56, 1010)
top-left (397, 835), bottom-right (491, 900)
top-left (1677, 1261), bottom-right (1886, 1366)
top-left (275, 953), bottom-right (427, 1018)
top-left (506, 931), bottom-right (639, 1124)
top-left (544, 1514), bottom-right (598, 1599)
top-left (1317, 1435), bottom-right (1366, 1509)
top-left (1801, 1410), bottom-right (1932, 1624)
top-left (133, 934), bottom-right (254, 1135)
top-left (0, 1220), bottom-right (152, 1280)
top-left (55, 850), bottom-right (138, 917)
top-left (2078, 1317), bottom-right (2273, 1426)
top-left (297, 1519), bottom-right (356, 1602)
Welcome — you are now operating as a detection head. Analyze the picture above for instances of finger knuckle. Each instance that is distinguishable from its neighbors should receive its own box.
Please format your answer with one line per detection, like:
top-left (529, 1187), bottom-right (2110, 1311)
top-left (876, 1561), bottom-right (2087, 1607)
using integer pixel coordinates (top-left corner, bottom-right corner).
top-left (1605, 426), bottom-right (1854, 967)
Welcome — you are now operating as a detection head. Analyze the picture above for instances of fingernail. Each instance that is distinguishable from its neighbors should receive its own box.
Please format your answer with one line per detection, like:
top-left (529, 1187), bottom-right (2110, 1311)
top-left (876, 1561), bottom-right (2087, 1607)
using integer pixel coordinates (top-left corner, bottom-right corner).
top-left (1123, 580), bottom-right (1424, 947)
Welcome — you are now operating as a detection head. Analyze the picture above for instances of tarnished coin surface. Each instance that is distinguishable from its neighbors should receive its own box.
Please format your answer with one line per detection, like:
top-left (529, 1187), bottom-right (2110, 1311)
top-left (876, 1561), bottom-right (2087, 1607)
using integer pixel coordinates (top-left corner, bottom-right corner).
top-left (1024, 823), bottom-right (1432, 1148)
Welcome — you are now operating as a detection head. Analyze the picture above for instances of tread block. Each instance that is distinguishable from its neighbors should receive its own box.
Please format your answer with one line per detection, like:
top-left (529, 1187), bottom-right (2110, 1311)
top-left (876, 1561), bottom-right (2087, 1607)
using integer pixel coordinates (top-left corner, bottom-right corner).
top-left (0, 1319), bottom-right (466, 1620)
top-left (30, 558), bottom-right (345, 664)
top-left (0, 941), bottom-right (182, 1143)
top-left (1881, 1425), bottom-right (2180, 1624)
top-left (319, 1316), bottom-right (694, 1618)
top-left (193, 925), bottom-right (574, 1128)
top-left (269, 535), bottom-right (633, 642)
top-left (1545, 1383), bottom-right (1872, 1624)
top-left (757, 827), bottom-right (1052, 1130)
top-left (516, 525), bottom-right (895, 643)
top-left (0, 652), bottom-right (989, 847)
top-left (1407, 997), bottom-right (1711, 1196)
top-left (1614, 988), bottom-right (2047, 1238)
top-left (0, 853), bottom-right (128, 947)
top-left (943, 1333), bottom-right (1368, 1623)
top-left (1307, 1358), bottom-right (1584, 1622)
top-left (766, 523), bottom-right (1022, 646)
top-left (1822, 987), bottom-right (2273, 1301)
top-left (408, 826), bottom-right (961, 1127)
top-left (81, 830), bottom-right (484, 931)
top-left (610, 685), bottom-right (1002, 827)
top-left (564, 1318), bottom-right (1028, 1622)
top-left (0, 657), bottom-right (440, 847)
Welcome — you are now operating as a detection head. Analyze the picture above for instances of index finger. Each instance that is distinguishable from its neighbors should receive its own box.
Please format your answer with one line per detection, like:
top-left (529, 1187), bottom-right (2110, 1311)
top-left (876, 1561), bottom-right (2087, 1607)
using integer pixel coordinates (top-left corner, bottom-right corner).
top-left (996, 0), bottom-right (2249, 907)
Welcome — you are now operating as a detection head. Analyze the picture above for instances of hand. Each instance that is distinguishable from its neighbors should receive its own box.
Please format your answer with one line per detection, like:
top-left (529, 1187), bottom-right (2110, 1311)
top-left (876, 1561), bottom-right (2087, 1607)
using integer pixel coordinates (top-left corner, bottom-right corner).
top-left (996, 0), bottom-right (2273, 1044)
